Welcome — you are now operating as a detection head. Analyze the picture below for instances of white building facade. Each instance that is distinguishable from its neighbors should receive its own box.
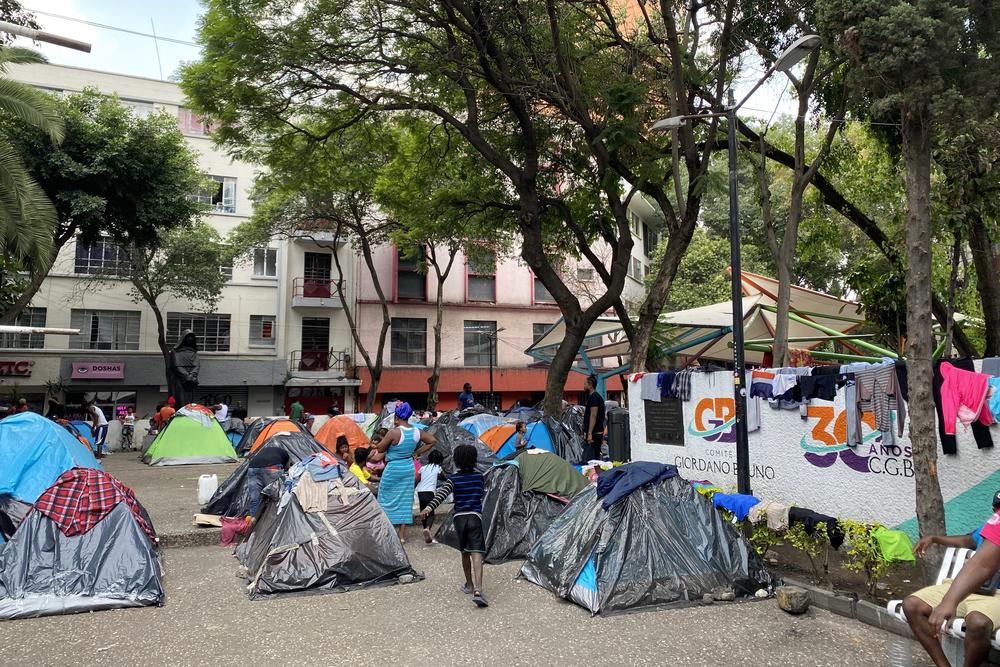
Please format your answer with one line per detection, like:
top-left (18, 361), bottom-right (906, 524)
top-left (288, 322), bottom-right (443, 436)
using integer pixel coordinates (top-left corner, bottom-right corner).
top-left (2, 63), bottom-right (359, 420)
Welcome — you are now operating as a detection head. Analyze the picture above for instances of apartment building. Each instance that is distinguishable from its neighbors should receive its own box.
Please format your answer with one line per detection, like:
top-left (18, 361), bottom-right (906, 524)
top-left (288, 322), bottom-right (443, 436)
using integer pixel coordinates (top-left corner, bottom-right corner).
top-left (1, 63), bottom-right (359, 419)
top-left (355, 194), bottom-right (662, 411)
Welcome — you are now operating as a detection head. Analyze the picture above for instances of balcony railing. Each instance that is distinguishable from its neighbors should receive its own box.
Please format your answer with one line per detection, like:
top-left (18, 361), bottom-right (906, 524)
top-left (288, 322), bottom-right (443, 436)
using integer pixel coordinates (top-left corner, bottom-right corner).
top-left (291, 277), bottom-right (345, 308)
top-left (289, 349), bottom-right (350, 373)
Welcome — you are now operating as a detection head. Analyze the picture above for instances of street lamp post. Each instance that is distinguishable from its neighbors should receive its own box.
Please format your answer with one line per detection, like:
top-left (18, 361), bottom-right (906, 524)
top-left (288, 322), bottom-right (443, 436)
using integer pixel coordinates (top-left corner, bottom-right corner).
top-left (651, 35), bottom-right (821, 495)
top-left (486, 326), bottom-right (505, 412)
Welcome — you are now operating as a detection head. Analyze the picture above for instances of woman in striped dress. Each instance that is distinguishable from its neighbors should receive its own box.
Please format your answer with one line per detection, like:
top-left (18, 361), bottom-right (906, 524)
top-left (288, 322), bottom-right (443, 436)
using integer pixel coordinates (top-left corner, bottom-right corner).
top-left (374, 402), bottom-right (436, 542)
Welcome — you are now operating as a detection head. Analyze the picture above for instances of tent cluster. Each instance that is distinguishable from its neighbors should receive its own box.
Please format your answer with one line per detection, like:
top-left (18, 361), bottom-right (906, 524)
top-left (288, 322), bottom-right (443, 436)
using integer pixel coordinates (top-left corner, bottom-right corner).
top-left (203, 415), bottom-right (420, 599)
top-left (0, 413), bottom-right (162, 620)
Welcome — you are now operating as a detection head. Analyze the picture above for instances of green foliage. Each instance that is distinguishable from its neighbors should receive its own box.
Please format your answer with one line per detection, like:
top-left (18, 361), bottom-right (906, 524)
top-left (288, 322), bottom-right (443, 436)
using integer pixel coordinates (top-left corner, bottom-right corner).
top-left (746, 521), bottom-right (783, 557)
top-left (841, 520), bottom-right (892, 598)
top-left (786, 522), bottom-right (830, 585)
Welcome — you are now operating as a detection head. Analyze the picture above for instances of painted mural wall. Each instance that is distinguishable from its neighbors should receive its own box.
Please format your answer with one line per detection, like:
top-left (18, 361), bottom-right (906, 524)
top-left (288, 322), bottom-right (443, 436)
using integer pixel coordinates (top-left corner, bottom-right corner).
top-left (628, 364), bottom-right (1000, 539)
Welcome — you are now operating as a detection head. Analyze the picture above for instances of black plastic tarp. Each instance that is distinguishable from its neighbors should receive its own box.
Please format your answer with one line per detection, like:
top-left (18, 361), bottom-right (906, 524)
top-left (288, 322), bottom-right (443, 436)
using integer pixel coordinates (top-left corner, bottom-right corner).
top-left (436, 464), bottom-right (573, 564)
top-left (0, 503), bottom-right (163, 620)
top-left (235, 463), bottom-right (419, 599)
top-left (540, 416), bottom-right (585, 463)
top-left (520, 475), bottom-right (774, 615)
top-left (203, 431), bottom-right (329, 517)
top-left (421, 424), bottom-right (495, 474)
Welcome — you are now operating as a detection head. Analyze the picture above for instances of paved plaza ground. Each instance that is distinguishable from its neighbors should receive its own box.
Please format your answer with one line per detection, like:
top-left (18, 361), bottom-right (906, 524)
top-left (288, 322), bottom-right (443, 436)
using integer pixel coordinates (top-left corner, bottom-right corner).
top-left (0, 452), bottom-right (933, 666)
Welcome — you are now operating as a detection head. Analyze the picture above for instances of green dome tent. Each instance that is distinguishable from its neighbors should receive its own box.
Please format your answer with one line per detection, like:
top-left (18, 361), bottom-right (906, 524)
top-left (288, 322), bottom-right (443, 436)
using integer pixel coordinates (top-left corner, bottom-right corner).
top-left (142, 405), bottom-right (238, 466)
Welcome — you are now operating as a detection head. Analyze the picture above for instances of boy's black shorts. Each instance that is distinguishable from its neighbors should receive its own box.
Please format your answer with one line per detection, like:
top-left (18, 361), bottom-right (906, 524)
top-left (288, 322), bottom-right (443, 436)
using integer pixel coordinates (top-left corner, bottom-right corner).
top-left (454, 512), bottom-right (486, 554)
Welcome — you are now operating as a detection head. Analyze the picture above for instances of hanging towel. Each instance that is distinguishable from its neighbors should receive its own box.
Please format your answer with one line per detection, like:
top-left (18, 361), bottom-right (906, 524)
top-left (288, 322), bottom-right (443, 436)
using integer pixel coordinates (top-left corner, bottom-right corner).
top-left (750, 370), bottom-right (776, 399)
top-left (639, 374), bottom-right (661, 402)
top-left (748, 499), bottom-right (790, 531)
top-left (711, 493), bottom-right (761, 521)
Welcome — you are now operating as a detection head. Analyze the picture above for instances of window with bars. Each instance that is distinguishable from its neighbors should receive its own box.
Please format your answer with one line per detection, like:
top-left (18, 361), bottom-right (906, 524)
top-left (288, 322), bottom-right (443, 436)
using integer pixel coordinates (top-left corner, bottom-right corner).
top-left (532, 322), bottom-right (553, 345)
top-left (391, 317), bottom-right (426, 366)
top-left (577, 267), bottom-right (594, 281)
top-left (253, 247), bottom-right (277, 277)
top-left (467, 252), bottom-right (496, 302)
top-left (628, 210), bottom-right (642, 236)
top-left (74, 237), bottom-right (131, 277)
top-left (249, 315), bottom-right (276, 347)
top-left (69, 310), bottom-right (140, 350)
top-left (533, 276), bottom-right (555, 304)
top-left (0, 307), bottom-right (46, 348)
top-left (628, 257), bottom-right (643, 281)
top-left (190, 175), bottom-right (236, 214)
top-left (397, 248), bottom-right (425, 300)
top-left (464, 320), bottom-right (496, 367)
top-left (166, 312), bottom-right (231, 352)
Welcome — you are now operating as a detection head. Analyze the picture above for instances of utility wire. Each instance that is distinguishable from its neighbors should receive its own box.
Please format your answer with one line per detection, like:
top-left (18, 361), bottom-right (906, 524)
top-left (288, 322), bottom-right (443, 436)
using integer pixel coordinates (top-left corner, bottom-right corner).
top-left (25, 8), bottom-right (199, 47)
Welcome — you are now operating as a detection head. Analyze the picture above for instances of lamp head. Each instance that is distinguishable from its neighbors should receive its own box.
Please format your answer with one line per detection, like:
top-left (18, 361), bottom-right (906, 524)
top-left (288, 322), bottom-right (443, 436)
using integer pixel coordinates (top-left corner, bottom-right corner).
top-left (775, 34), bottom-right (822, 72)
top-left (650, 116), bottom-right (687, 132)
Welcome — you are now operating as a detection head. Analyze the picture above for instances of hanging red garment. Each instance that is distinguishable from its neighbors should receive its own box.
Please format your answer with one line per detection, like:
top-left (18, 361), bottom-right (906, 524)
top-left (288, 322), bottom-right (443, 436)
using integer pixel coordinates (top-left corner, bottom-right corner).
top-left (33, 468), bottom-right (158, 544)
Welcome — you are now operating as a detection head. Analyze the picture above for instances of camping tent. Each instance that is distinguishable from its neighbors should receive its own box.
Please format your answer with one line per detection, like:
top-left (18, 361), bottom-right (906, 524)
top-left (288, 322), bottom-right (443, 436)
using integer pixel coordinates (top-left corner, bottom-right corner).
top-left (69, 419), bottom-right (95, 446)
top-left (459, 413), bottom-right (505, 438)
top-left (436, 450), bottom-right (589, 563)
top-left (236, 417), bottom-right (307, 456)
top-left (421, 424), bottom-right (495, 473)
top-left (520, 463), bottom-right (774, 615)
top-left (0, 412), bottom-right (100, 506)
top-left (480, 418), bottom-right (584, 463)
top-left (0, 467), bottom-right (163, 620)
top-left (235, 457), bottom-right (420, 599)
top-left (342, 413), bottom-right (380, 437)
top-left (203, 431), bottom-right (331, 517)
top-left (315, 415), bottom-right (370, 452)
top-left (142, 405), bottom-right (238, 466)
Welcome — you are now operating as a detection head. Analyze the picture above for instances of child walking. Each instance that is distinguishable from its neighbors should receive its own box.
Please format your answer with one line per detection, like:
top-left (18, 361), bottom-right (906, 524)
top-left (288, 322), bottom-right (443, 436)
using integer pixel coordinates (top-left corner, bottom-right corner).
top-left (419, 444), bottom-right (488, 607)
top-left (416, 450), bottom-right (445, 543)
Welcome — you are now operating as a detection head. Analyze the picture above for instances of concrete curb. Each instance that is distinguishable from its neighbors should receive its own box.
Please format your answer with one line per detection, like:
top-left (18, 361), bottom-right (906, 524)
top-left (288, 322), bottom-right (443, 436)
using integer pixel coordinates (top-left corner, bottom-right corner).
top-left (160, 528), bottom-right (222, 549)
top-left (784, 578), bottom-right (914, 640)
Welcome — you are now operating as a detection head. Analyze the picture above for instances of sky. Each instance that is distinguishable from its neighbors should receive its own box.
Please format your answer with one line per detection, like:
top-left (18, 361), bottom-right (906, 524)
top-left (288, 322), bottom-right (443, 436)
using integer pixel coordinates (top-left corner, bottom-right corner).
top-left (13, 0), bottom-right (800, 120)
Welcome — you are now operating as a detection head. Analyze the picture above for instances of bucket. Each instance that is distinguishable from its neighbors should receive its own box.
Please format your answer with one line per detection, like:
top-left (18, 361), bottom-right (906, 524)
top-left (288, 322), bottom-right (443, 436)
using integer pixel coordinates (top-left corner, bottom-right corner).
top-left (198, 474), bottom-right (218, 504)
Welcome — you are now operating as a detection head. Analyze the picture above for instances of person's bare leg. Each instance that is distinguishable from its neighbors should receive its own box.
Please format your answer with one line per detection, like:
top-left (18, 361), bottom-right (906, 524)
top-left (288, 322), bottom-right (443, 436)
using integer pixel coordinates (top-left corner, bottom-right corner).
top-left (462, 553), bottom-right (473, 589)
top-left (962, 611), bottom-right (993, 667)
top-left (902, 596), bottom-right (952, 667)
top-left (397, 524), bottom-right (406, 543)
top-left (471, 553), bottom-right (484, 593)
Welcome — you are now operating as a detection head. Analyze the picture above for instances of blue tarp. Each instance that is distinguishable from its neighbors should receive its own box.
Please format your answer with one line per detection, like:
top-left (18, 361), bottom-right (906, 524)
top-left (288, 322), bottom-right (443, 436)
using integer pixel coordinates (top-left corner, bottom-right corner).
top-left (69, 420), bottom-right (95, 446)
top-left (495, 422), bottom-right (555, 459)
top-left (459, 414), bottom-right (504, 438)
top-left (0, 413), bottom-right (101, 504)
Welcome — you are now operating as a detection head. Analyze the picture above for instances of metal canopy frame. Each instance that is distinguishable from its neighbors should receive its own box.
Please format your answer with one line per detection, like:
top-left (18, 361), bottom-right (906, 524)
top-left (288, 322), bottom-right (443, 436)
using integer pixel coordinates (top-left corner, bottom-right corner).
top-left (524, 317), bottom-right (629, 396)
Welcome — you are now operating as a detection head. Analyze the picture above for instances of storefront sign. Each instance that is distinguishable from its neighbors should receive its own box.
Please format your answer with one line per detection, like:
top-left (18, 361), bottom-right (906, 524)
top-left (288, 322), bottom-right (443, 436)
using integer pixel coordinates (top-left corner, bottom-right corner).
top-left (0, 360), bottom-right (33, 377)
top-left (71, 361), bottom-right (125, 380)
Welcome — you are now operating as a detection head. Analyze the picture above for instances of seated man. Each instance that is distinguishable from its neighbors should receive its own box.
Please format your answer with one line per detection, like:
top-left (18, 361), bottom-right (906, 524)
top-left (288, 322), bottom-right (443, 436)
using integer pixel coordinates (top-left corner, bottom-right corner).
top-left (904, 490), bottom-right (1000, 667)
top-left (246, 446), bottom-right (291, 522)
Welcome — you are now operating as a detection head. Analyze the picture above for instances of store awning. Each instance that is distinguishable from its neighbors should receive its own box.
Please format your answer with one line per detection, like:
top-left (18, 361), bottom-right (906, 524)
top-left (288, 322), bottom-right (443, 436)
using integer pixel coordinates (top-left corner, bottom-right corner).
top-left (285, 377), bottom-right (362, 388)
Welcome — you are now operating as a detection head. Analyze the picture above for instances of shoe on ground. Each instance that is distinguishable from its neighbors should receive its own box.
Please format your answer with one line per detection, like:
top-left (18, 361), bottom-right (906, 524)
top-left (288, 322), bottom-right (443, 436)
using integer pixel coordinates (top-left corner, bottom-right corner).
top-left (459, 583), bottom-right (472, 595)
top-left (423, 528), bottom-right (433, 544)
top-left (472, 592), bottom-right (489, 608)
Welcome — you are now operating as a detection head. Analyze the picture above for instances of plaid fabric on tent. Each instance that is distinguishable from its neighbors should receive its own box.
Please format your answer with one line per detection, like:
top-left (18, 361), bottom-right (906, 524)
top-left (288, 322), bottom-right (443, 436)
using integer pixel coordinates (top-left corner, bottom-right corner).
top-left (33, 468), bottom-right (157, 544)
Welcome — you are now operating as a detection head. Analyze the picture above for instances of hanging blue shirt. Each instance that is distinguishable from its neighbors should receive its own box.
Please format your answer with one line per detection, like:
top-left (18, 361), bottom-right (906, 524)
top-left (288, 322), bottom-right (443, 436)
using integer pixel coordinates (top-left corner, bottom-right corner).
top-left (711, 493), bottom-right (761, 522)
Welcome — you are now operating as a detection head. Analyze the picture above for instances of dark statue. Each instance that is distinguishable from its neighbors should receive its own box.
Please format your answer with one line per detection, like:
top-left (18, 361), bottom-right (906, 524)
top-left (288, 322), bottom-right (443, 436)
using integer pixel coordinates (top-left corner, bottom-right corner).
top-left (167, 329), bottom-right (200, 405)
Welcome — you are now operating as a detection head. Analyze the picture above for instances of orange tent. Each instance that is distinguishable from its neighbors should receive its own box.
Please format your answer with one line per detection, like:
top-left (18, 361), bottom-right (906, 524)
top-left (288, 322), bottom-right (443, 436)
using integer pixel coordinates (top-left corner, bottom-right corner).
top-left (250, 418), bottom-right (307, 453)
top-left (315, 415), bottom-right (370, 451)
top-left (480, 424), bottom-right (517, 453)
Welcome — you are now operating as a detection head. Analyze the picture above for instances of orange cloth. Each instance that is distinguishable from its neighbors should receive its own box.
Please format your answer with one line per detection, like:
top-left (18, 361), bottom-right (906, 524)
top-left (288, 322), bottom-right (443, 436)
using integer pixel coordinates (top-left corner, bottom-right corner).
top-left (159, 406), bottom-right (176, 422)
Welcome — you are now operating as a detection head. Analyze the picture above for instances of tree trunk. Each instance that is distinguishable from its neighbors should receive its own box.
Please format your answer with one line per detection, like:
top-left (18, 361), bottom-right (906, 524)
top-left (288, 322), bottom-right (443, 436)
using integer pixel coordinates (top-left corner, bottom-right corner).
top-left (944, 234), bottom-right (962, 357)
top-left (1, 248), bottom-right (57, 324)
top-left (426, 246), bottom-right (456, 412)
top-left (542, 320), bottom-right (588, 416)
top-left (901, 107), bottom-right (946, 554)
top-left (968, 214), bottom-right (1000, 356)
top-left (631, 222), bottom-right (695, 371)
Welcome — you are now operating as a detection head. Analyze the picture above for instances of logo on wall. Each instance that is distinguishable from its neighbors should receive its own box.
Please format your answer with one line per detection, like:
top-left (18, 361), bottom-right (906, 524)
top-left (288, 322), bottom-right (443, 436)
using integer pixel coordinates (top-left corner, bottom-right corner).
top-left (0, 360), bottom-right (33, 377)
top-left (801, 405), bottom-right (912, 476)
top-left (688, 397), bottom-right (736, 443)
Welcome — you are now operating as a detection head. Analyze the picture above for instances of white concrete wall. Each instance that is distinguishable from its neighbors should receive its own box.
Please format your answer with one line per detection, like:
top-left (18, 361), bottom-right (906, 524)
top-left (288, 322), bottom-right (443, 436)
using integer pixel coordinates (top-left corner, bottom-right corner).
top-left (629, 366), bottom-right (1000, 538)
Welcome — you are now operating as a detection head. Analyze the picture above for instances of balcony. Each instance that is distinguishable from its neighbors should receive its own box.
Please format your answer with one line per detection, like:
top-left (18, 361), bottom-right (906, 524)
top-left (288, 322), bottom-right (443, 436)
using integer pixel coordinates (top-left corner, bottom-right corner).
top-left (291, 277), bottom-right (345, 309)
top-left (288, 349), bottom-right (351, 379)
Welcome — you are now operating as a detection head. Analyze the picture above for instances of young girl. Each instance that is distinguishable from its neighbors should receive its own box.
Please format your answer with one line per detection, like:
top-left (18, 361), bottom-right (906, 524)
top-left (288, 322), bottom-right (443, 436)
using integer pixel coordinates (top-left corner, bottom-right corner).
top-left (416, 450), bottom-right (445, 543)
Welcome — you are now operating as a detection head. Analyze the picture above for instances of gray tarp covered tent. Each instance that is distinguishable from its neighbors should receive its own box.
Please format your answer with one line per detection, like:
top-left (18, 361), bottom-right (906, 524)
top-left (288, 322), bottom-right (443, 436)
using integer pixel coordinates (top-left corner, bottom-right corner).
top-left (236, 462), bottom-right (420, 599)
top-left (521, 465), bottom-right (774, 615)
top-left (421, 423), bottom-right (496, 473)
top-left (203, 431), bottom-right (329, 517)
top-left (0, 495), bottom-right (162, 620)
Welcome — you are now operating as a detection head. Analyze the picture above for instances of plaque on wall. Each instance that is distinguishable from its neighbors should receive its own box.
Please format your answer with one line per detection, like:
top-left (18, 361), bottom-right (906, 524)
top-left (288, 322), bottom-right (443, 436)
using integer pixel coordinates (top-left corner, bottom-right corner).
top-left (644, 397), bottom-right (685, 445)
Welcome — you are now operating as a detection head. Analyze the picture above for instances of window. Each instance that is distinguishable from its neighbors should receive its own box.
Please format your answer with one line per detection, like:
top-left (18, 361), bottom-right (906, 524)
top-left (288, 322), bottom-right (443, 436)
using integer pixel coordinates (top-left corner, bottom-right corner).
top-left (642, 222), bottom-right (657, 257)
top-left (177, 108), bottom-right (215, 135)
top-left (467, 252), bottom-right (496, 302)
top-left (253, 248), bottom-right (278, 277)
top-left (167, 312), bottom-right (231, 352)
top-left (191, 175), bottom-right (236, 213)
top-left (397, 248), bottom-right (425, 300)
top-left (533, 276), bottom-right (555, 304)
top-left (74, 237), bottom-right (131, 276)
top-left (583, 334), bottom-right (605, 368)
top-left (628, 210), bottom-right (642, 236)
top-left (249, 315), bottom-right (276, 347)
top-left (628, 257), bottom-right (643, 281)
top-left (577, 267), bottom-right (594, 282)
top-left (122, 100), bottom-right (155, 118)
top-left (464, 320), bottom-right (496, 367)
top-left (219, 247), bottom-right (233, 280)
top-left (532, 323), bottom-right (553, 345)
top-left (391, 318), bottom-right (426, 366)
top-left (69, 310), bottom-right (140, 350)
top-left (0, 307), bottom-right (46, 348)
